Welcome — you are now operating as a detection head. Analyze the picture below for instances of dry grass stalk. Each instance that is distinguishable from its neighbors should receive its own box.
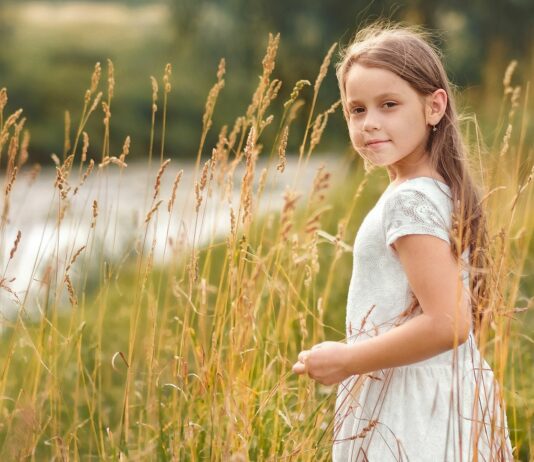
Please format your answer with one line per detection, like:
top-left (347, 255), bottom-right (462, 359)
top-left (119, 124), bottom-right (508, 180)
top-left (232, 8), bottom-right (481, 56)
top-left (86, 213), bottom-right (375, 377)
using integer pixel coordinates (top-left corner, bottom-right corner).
top-left (65, 245), bottom-right (86, 273)
top-left (4, 117), bottom-right (25, 174)
top-left (64, 274), bottom-right (78, 307)
top-left (8, 230), bottom-right (21, 260)
top-left (51, 153), bottom-right (61, 166)
top-left (88, 91), bottom-right (103, 116)
top-left (98, 155), bottom-right (127, 169)
top-left (102, 102), bottom-right (111, 130)
top-left (107, 59), bottom-right (115, 100)
top-left (258, 79), bottom-right (282, 124)
top-left (194, 182), bottom-right (202, 213)
top-left (284, 80), bottom-right (311, 109)
top-left (0, 276), bottom-right (19, 302)
top-left (228, 117), bottom-right (244, 154)
top-left (499, 124), bottom-right (512, 157)
top-left (213, 126), bottom-right (228, 163)
top-left (5, 166), bottom-right (17, 197)
top-left (502, 60), bottom-right (517, 95)
top-left (240, 127), bottom-right (257, 225)
top-left (64, 110), bottom-right (71, 156)
top-left (298, 311), bottom-right (309, 340)
top-left (279, 187), bottom-right (301, 241)
top-left (80, 132), bottom-right (89, 163)
top-left (188, 252), bottom-right (199, 291)
top-left (199, 159), bottom-right (210, 192)
top-left (229, 206), bottom-right (236, 238)
top-left (0, 87), bottom-right (7, 116)
top-left (119, 136), bottom-right (130, 164)
top-left (259, 114), bottom-right (274, 132)
top-left (53, 155), bottom-right (75, 203)
top-left (150, 76), bottom-right (158, 113)
top-left (257, 167), bottom-right (268, 199)
top-left (309, 164), bottom-right (331, 206)
top-left (153, 158), bottom-right (171, 200)
top-left (73, 159), bottom-right (94, 196)
top-left (308, 234), bottom-right (320, 275)
top-left (196, 59), bottom-right (226, 170)
top-left (508, 86), bottom-right (521, 120)
top-left (314, 43), bottom-right (337, 95)
top-left (246, 33), bottom-right (280, 121)
top-left (145, 200), bottom-right (163, 223)
top-left (18, 130), bottom-right (30, 167)
top-left (309, 99), bottom-right (342, 155)
top-left (89, 62), bottom-right (102, 96)
top-left (277, 126), bottom-right (289, 173)
top-left (1, 109), bottom-right (23, 138)
top-left (297, 43), bottom-right (337, 163)
top-left (212, 130), bottom-right (228, 188)
top-left (91, 200), bottom-right (98, 228)
top-left (0, 132), bottom-right (9, 157)
top-left (202, 59), bottom-right (225, 130)
top-left (288, 100), bottom-right (305, 126)
top-left (167, 169), bottom-right (184, 213)
top-left (163, 63), bottom-right (172, 94)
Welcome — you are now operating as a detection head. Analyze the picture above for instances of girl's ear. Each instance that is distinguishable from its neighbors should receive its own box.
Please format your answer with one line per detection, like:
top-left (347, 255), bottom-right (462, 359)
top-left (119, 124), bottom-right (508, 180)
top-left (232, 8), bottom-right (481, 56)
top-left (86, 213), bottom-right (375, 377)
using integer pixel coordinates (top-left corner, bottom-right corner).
top-left (425, 89), bottom-right (447, 126)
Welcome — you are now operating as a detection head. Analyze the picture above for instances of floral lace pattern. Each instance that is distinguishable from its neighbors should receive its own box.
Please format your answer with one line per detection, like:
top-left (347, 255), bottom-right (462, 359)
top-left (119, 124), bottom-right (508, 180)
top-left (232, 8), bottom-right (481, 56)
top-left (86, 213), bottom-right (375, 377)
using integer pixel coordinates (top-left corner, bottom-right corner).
top-left (383, 187), bottom-right (452, 249)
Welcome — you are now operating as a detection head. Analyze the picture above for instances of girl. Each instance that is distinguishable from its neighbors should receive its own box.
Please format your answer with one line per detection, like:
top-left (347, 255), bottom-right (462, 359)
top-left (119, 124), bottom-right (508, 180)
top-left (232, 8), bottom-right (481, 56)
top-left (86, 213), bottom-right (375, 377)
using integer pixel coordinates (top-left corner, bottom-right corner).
top-left (292, 22), bottom-right (514, 461)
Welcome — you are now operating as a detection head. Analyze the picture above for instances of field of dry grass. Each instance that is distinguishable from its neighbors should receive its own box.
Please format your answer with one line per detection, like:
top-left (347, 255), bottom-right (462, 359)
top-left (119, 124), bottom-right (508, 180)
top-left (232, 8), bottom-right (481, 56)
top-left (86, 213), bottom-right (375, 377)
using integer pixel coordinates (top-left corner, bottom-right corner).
top-left (0, 31), bottom-right (532, 460)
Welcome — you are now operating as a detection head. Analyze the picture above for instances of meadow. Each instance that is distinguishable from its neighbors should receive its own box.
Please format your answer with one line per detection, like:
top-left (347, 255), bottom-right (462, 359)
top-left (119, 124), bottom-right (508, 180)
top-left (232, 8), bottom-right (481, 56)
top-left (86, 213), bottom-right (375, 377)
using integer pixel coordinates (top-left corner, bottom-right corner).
top-left (0, 31), bottom-right (533, 461)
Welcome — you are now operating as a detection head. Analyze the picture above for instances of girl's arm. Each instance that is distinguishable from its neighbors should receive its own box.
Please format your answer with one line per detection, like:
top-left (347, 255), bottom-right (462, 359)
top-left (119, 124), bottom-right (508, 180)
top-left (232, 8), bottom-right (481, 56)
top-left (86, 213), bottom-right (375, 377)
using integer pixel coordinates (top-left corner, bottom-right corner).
top-left (293, 233), bottom-right (473, 385)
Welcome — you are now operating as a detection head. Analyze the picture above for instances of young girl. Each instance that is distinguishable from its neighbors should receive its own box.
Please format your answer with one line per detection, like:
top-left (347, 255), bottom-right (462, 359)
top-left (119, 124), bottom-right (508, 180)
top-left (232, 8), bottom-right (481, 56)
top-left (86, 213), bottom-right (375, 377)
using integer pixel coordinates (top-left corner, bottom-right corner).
top-left (292, 23), bottom-right (514, 461)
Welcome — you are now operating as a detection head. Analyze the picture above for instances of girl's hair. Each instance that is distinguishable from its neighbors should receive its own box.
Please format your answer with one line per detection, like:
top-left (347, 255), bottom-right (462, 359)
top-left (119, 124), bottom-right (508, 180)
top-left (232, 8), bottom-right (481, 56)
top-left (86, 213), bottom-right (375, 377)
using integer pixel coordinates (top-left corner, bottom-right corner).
top-left (335, 21), bottom-right (491, 336)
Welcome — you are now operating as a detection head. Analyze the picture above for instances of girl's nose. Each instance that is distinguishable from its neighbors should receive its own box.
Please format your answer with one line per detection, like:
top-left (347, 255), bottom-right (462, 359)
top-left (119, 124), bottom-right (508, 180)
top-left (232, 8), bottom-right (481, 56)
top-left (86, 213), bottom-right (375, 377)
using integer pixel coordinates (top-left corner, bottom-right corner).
top-left (362, 111), bottom-right (380, 131)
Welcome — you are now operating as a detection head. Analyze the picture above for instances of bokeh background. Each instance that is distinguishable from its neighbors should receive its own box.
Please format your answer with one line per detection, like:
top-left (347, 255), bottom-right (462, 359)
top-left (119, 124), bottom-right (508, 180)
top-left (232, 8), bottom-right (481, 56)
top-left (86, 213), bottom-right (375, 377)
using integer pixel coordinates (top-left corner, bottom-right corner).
top-left (0, 0), bottom-right (532, 163)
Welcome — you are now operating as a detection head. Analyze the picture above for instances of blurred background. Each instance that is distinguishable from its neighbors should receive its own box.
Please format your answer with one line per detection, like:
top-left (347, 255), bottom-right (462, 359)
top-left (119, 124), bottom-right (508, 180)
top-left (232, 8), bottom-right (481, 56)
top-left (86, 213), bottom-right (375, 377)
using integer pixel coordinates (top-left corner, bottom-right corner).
top-left (0, 0), bottom-right (532, 164)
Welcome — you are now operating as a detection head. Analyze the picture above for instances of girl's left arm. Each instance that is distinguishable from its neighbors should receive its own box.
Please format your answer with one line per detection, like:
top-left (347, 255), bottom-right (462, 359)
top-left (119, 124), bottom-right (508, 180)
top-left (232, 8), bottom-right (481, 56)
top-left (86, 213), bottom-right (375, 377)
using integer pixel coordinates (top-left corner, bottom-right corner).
top-left (292, 233), bottom-right (472, 385)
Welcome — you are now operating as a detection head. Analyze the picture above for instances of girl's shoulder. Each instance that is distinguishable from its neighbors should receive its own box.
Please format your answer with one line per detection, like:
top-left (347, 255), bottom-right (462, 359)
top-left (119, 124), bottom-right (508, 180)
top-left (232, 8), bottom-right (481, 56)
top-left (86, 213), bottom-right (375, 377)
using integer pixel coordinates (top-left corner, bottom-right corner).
top-left (380, 176), bottom-right (470, 265)
top-left (381, 176), bottom-right (453, 233)
top-left (383, 176), bottom-right (452, 208)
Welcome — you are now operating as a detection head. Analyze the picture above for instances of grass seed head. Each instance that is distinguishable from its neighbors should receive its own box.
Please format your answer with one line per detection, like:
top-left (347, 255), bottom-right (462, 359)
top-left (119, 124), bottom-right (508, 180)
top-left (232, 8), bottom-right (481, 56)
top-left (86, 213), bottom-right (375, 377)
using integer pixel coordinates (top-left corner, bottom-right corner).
top-left (9, 230), bottom-right (21, 260)
top-left (107, 59), bottom-right (115, 99)
top-left (0, 87), bottom-right (7, 113)
top-left (314, 42), bottom-right (337, 94)
top-left (153, 158), bottom-right (171, 199)
top-left (277, 126), bottom-right (289, 173)
top-left (81, 132), bottom-right (89, 162)
top-left (167, 169), bottom-right (183, 212)
top-left (89, 62), bottom-right (102, 95)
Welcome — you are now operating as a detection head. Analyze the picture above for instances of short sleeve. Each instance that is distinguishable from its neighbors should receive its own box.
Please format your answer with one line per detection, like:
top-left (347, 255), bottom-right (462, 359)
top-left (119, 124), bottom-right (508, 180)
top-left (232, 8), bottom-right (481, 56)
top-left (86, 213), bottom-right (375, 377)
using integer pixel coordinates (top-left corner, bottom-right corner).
top-left (383, 188), bottom-right (451, 250)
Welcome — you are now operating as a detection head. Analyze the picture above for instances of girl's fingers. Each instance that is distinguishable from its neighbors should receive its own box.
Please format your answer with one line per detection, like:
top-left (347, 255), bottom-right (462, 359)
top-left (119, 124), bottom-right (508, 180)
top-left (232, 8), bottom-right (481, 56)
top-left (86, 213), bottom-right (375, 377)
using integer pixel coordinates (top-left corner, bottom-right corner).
top-left (292, 361), bottom-right (306, 374)
top-left (298, 350), bottom-right (310, 363)
top-left (311, 343), bottom-right (324, 351)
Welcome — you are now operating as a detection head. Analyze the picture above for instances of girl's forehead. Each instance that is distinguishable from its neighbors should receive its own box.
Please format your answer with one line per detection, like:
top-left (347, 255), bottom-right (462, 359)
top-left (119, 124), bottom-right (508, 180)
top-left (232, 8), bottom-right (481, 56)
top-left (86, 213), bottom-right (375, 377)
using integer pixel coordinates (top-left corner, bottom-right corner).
top-left (345, 64), bottom-right (413, 100)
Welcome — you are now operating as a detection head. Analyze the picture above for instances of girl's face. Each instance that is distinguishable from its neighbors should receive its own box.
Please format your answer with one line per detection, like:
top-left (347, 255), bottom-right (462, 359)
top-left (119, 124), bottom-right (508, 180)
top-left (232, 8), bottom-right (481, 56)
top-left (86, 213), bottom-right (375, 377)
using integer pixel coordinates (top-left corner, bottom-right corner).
top-left (344, 64), bottom-right (431, 168)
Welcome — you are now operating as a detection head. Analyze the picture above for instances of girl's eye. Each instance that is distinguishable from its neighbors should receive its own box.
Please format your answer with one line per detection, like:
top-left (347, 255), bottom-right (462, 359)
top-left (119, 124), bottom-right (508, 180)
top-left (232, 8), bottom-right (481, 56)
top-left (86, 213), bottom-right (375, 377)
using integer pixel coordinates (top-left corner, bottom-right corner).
top-left (383, 101), bottom-right (397, 109)
top-left (351, 107), bottom-right (365, 114)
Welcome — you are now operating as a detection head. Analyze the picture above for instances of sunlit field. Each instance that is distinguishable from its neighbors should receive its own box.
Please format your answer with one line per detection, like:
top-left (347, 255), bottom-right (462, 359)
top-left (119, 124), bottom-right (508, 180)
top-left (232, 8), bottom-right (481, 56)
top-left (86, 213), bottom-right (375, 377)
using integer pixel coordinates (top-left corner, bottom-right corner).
top-left (0, 29), bottom-right (533, 461)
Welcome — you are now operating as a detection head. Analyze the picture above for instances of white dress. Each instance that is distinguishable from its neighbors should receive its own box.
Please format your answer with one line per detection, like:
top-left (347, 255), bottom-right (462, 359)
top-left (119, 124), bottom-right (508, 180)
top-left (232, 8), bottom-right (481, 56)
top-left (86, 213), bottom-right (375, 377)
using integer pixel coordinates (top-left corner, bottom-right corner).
top-left (333, 177), bottom-right (514, 461)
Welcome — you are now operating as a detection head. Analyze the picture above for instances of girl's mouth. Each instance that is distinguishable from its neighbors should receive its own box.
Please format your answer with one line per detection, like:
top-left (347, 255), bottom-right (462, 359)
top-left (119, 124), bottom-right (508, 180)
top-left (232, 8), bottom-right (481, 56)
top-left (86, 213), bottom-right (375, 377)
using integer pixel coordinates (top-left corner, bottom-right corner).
top-left (366, 140), bottom-right (390, 147)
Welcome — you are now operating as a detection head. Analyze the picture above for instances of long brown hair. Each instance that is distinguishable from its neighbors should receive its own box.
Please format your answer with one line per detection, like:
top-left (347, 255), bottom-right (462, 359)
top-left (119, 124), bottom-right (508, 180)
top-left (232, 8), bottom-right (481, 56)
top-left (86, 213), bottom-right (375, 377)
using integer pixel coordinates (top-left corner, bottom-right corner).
top-left (335, 21), bottom-right (491, 335)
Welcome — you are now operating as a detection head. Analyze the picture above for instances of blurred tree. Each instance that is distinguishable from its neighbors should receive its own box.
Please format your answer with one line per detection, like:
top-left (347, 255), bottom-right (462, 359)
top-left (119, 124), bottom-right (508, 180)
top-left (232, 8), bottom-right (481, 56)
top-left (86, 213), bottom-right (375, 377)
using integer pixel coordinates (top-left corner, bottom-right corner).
top-left (0, 0), bottom-right (532, 163)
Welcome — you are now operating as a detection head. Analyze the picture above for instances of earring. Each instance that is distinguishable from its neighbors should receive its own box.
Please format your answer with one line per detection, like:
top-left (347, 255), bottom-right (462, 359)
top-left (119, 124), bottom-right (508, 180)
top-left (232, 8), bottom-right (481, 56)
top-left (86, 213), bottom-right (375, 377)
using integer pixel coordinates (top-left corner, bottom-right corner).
top-left (432, 125), bottom-right (438, 132)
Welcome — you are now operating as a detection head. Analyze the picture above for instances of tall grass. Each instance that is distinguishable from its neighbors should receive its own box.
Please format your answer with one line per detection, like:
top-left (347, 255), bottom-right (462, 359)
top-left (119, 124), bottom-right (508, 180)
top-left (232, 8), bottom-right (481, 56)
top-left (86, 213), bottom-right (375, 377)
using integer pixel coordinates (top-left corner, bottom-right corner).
top-left (0, 34), bottom-right (532, 461)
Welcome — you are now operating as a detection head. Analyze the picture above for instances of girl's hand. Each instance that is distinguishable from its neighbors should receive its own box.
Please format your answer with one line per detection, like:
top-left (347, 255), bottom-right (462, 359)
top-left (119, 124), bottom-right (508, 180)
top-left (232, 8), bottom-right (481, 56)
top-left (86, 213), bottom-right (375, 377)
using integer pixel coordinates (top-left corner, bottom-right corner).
top-left (292, 341), bottom-right (353, 386)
